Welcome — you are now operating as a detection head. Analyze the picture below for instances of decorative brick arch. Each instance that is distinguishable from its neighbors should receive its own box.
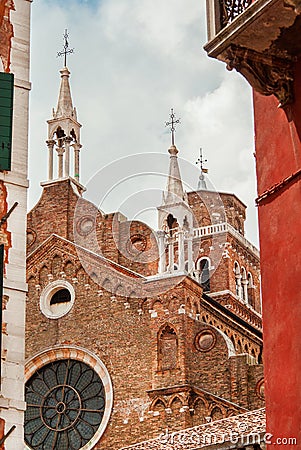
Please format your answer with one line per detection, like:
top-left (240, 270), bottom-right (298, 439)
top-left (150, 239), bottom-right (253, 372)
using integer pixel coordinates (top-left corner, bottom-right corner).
top-left (25, 346), bottom-right (113, 450)
top-left (63, 260), bottom-right (75, 276)
top-left (192, 395), bottom-right (210, 411)
top-left (169, 394), bottom-right (184, 409)
top-left (150, 397), bottom-right (168, 411)
top-left (150, 298), bottom-right (163, 310)
top-left (138, 297), bottom-right (148, 311)
top-left (192, 397), bottom-right (208, 424)
top-left (157, 323), bottom-right (178, 371)
top-left (210, 405), bottom-right (224, 420)
top-left (114, 283), bottom-right (124, 296)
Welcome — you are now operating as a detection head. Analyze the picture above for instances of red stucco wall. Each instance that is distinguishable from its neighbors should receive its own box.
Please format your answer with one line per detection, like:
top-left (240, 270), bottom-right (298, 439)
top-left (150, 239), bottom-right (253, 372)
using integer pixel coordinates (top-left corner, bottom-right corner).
top-left (253, 59), bottom-right (301, 448)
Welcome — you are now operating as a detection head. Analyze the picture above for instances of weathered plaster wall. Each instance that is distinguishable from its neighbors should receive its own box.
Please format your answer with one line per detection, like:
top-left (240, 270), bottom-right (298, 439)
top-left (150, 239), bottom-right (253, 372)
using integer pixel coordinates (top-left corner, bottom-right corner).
top-left (253, 58), bottom-right (301, 447)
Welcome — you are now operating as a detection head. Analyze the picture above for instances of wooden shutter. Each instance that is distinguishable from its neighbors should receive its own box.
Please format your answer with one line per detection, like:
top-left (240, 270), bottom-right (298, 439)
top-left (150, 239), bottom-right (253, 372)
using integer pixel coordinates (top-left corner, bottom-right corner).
top-left (0, 73), bottom-right (14, 171)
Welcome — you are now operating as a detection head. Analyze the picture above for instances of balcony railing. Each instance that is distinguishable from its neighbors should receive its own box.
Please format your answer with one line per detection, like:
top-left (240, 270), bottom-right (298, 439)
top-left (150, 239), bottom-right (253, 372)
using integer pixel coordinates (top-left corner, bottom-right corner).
top-left (206, 0), bottom-right (254, 40)
top-left (193, 222), bottom-right (260, 259)
top-left (221, 0), bottom-right (253, 28)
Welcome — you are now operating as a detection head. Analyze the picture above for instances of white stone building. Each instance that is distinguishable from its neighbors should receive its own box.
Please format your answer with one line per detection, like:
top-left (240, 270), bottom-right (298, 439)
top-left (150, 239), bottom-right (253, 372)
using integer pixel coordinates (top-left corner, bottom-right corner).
top-left (0, 1), bottom-right (31, 448)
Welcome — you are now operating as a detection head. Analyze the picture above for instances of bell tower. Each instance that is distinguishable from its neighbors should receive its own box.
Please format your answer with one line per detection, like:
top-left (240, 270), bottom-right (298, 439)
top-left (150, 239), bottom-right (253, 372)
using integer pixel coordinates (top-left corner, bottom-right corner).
top-left (157, 110), bottom-right (194, 275)
top-left (44, 31), bottom-right (84, 194)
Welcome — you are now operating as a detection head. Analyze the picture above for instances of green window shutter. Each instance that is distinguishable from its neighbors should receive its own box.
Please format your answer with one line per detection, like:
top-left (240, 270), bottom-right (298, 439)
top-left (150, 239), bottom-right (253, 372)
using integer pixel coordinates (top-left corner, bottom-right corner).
top-left (0, 244), bottom-right (4, 388)
top-left (0, 73), bottom-right (14, 171)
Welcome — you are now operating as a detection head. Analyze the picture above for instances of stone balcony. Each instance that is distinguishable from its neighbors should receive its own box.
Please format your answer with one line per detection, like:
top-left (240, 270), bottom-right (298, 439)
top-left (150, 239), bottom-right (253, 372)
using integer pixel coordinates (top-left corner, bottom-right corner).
top-left (205, 0), bottom-right (301, 107)
top-left (210, 291), bottom-right (263, 329)
top-left (193, 222), bottom-right (260, 259)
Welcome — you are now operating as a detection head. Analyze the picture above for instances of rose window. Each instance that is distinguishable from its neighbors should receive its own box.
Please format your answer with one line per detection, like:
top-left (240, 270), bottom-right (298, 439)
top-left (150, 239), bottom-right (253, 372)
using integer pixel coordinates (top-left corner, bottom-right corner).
top-left (25, 359), bottom-right (106, 449)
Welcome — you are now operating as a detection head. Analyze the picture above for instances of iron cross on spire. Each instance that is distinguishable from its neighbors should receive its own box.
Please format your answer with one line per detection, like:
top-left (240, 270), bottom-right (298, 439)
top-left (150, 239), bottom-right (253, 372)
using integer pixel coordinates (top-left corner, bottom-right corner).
top-left (57, 29), bottom-right (74, 67)
top-left (165, 108), bottom-right (180, 146)
top-left (196, 148), bottom-right (208, 173)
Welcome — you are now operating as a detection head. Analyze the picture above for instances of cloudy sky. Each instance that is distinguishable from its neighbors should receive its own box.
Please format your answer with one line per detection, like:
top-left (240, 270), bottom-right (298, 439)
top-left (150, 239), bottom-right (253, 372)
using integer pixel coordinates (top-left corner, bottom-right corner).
top-left (29, 0), bottom-right (259, 245)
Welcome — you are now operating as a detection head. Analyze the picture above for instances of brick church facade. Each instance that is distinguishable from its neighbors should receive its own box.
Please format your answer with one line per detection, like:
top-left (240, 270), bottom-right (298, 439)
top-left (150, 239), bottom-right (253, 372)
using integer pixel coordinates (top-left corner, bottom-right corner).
top-left (24, 65), bottom-right (264, 449)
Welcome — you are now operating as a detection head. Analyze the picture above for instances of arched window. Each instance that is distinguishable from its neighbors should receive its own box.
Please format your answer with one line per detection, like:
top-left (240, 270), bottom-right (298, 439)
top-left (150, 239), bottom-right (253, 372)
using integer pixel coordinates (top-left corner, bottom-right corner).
top-left (241, 267), bottom-right (248, 303)
top-left (197, 258), bottom-right (210, 292)
top-left (200, 259), bottom-right (210, 292)
top-left (158, 325), bottom-right (178, 371)
top-left (165, 214), bottom-right (178, 236)
top-left (247, 273), bottom-right (255, 308)
top-left (234, 262), bottom-right (241, 298)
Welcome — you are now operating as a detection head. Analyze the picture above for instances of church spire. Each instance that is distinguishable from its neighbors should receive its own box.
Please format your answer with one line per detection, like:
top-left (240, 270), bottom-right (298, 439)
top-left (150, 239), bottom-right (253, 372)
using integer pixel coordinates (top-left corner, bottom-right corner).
top-left (163, 109), bottom-right (186, 204)
top-left (53, 67), bottom-right (77, 120)
top-left (164, 144), bottom-right (186, 204)
top-left (54, 30), bottom-right (76, 120)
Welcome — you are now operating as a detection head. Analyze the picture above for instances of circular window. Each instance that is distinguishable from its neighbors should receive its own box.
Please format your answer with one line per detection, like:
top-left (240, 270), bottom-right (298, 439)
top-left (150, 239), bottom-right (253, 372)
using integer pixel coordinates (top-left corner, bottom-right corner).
top-left (40, 280), bottom-right (75, 319)
top-left (76, 215), bottom-right (95, 236)
top-left (126, 234), bottom-right (147, 256)
top-left (50, 288), bottom-right (71, 305)
top-left (195, 329), bottom-right (217, 352)
top-left (256, 378), bottom-right (265, 400)
top-left (25, 359), bottom-right (106, 449)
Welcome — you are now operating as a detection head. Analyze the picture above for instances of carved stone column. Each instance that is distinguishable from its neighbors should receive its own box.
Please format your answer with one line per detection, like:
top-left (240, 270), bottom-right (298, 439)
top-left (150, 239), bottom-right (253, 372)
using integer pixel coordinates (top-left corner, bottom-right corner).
top-left (187, 233), bottom-right (194, 272)
top-left (167, 236), bottom-right (175, 273)
top-left (57, 147), bottom-right (64, 179)
top-left (74, 143), bottom-right (82, 180)
top-left (157, 231), bottom-right (167, 274)
top-left (64, 137), bottom-right (72, 177)
top-left (177, 228), bottom-right (185, 272)
top-left (46, 139), bottom-right (55, 181)
top-left (235, 274), bottom-right (242, 299)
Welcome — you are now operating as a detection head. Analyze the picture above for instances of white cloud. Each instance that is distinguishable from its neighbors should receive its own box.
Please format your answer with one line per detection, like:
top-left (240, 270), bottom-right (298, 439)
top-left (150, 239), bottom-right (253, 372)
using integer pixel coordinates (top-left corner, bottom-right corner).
top-left (29, 0), bottom-right (258, 245)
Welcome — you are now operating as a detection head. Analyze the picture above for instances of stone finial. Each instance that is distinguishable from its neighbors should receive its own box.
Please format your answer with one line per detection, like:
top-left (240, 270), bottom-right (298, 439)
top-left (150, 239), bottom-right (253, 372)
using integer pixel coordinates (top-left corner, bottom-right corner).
top-left (168, 145), bottom-right (178, 156)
